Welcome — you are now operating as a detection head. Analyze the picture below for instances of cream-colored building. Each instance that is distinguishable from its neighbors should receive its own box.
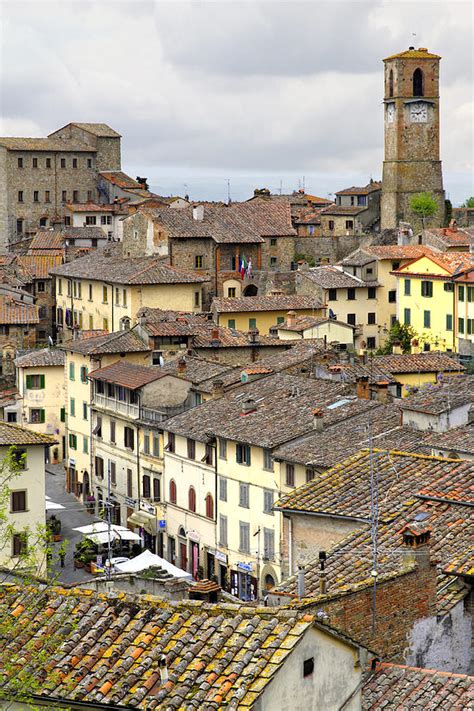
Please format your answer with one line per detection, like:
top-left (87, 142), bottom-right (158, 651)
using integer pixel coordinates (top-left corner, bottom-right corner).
top-left (51, 251), bottom-right (208, 339)
top-left (0, 423), bottom-right (56, 574)
top-left (58, 329), bottom-right (150, 498)
top-left (272, 311), bottom-right (354, 347)
top-left (15, 348), bottom-right (66, 461)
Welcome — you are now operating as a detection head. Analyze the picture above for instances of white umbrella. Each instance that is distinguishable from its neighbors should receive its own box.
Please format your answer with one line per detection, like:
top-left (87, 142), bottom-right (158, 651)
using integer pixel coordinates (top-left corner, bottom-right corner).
top-left (46, 500), bottom-right (65, 510)
top-left (84, 528), bottom-right (141, 545)
top-left (115, 549), bottom-right (192, 579)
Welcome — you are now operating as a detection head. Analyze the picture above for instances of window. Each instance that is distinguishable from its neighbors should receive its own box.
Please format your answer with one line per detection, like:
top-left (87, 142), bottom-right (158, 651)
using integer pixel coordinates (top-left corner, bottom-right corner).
top-left (219, 438), bottom-right (227, 460)
top-left (72, 158), bottom-right (78, 169)
top-left (101, 215), bottom-right (107, 225)
top-left (328, 288), bottom-right (337, 301)
top-left (388, 68), bottom-right (394, 97)
top-left (18, 157), bottom-right (23, 168)
top-left (219, 477), bottom-right (227, 501)
top-left (468, 319), bottom-right (474, 335)
top-left (39, 218), bottom-right (47, 229)
top-left (205, 493), bottom-right (214, 519)
top-left (413, 67), bottom-right (424, 96)
top-left (228, 319), bottom-right (236, 329)
top-left (468, 287), bottom-right (474, 303)
top-left (82, 402), bottom-right (88, 420)
top-left (277, 316), bottom-right (285, 325)
top-left (263, 489), bottom-right (274, 514)
top-left (123, 289), bottom-right (127, 307)
top-left (263, 448), bottom-right (273, 471)
top-left (127, 469), bottom-right (133, 498)
top-left (459, 285), bottom-right (465, 302)
top-left (89, 315), bottom-right (94, 329)
top-left (388, 290), bottom-right (396, 303)
top-left (103, 317), bottom-right (109, 331)
top-left (167, 432), bottom-right (175, 453)
top-left (219, 515), bottom-right (228, 547)
top-left (328, 220), bottom-right (334, 231)
top-left (87, 158), bottom-right (92, 168)
top-left (169, 479), bottom-right (177, 504)
top-left (143, 432), bottom-right (150, 454)
top-left (306, 468), bottom-right (315, 483)
top-left (446, 314), bottom-right (453, 331)
top-left (12, 533), bottom-right (27, 557)
top-left (87, 190), bottom-right (93, 201)
top-left (68, 433), bottom-right (77, 450)
top-left (86, 215), bottom-right (96, 225)
top-left (45, 190), bottom-right (50, 203)
top-left (70, 397), bottom-right (75, 417)
top-left (143, 475), bottom-right (151, 499)
top-left (458, 317), bottom-right (465, 334)
top-left (303, 657), bottom-right (315, 678)
top-left (367, 336), bottom-right (376, 349)
top-left (87, 283), bottom-right (93, 300)
top-left (187, 438), bottom-right (195, 460)
top-left (124, 426), bottom-right (135, 450)
top-left (12, 448), bottom-right (26, 470)
top-left (62, 190), bottom-right (67, 202)
top-left (239, 482), bottom-right (249, 508)
top-left (236, 443), bottom-right (251, 466)
top-left (270, 256), bottom-right (278, 268)
top-left (347, 313), bottom-right (356, 326)
top-left (46, 157), bottom-right (51, 168)
top-left (60, 158), bottom-right (66, 168)
top-left (423, 310), bottom-right (431, 328)
top-left (60, 407), bottom-right (65, 423)
top-left (95, 456), bottom-right (104, 479)
top-left (368, 286), bottom-right (376, 299)
top-left (358, 195), bottom-right (367, 206)
top-left (444, 283), bottom-right (454, 293)
top-left (7, 412), bottom-right (17, 423)
top-left (93, 415), bottom-right (102, 438)
top-left (153, 478), bottom-right (161, 502)
top-left (69, 362), bottom-right (75, 381)
top-left (152, 433), bottom-right (160, 457)
top-left (16, 218), bottom-right (23, 234)
top-left (204, 443), bottom-right (213, 465)
top-left (115, 287), bottom-right (120, 306)
top-left (11, 491), bottom-right (26, 513)
top-left (18, 191), bottom-right (24, 203)
top-left (404, 308), bottom-right (411, 326)
top-left (347, 288), bottom-right (356, 301)
top-left (26, 374), bottom-right (45, 390)
top-left (270, 238), bottom-right (277, 246)
top-left (102, 286), bottom-right (108, 303)
top-left (404, 279), bottom-right (411, 296)
top-left (73, 190), bottom-right (79, 202)
top-left (421, 281), bottom-right (433, 298)
top-left (64, 215), bottom-right (71, 226)
top-left (227, 287), bottom-right (236, 298)
top-left (263, 528), bottom-right (274, 560)
top-left (286, 463), bottom-right (295, 487)
top-left (83, 436), bottom-right (88, 454)
top-left (110, 461), bottom-right (116, 486)
top-left (345, 220), bottom-right (354, 230)
top-left (368, 312), bottom-right (376, 325)
top-left (239, 521), bottom-right (250, 553)
top-left (249, 318), bottom-right (257, 329)
top-left (195, 255), bottom-right (203, 268)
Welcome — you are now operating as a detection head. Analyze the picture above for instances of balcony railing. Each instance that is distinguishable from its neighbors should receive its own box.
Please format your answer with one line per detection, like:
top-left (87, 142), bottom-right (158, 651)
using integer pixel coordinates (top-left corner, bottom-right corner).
top-left (93, 393), bottom-right (139, 418)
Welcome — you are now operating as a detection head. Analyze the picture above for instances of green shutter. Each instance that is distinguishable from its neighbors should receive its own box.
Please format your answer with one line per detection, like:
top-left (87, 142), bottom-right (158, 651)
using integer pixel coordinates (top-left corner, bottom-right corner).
top-left (60, 407), bottom-right (66, 422)
top-left (69, 363), bottom-right (75, 381)
top-left (39, 374), bottom-right (45, 389)
top-left (26, 375), bottom-right (32, 389)
top-left (40, 409), bottom-right (45, 423)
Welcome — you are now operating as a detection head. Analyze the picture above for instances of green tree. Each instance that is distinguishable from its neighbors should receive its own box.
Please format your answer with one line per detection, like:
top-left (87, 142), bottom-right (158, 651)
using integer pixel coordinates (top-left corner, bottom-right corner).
top-left (461, 197), bottom-right (474, 208)
top-left (444, 199), bottom-right (452, 227)
top-left (410, 192), bottom-right (438, 229)
top-left (377, 321), bottom-right (418, 355)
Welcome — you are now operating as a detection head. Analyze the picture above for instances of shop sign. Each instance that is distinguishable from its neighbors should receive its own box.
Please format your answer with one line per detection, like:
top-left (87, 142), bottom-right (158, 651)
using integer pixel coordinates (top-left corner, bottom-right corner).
top-left (140, 501), bottom-right (156, 516)
top-left (125, 497), bottom-right (136, 508)
top-left (214, 550), bottom-right (227, 564)
top-left (237, 561), bottom-right (253, 573)
top-left (159, 519), bottom-right (166, 529)
top-left (69, 458), bottom-right (76, 467)
top-left (187, 529), bottom-right (201, 543)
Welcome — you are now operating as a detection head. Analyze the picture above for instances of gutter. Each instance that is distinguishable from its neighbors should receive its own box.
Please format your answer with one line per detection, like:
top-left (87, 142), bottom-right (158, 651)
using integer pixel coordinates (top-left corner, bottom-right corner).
top-left (274, 508), bottom-right (371, 524)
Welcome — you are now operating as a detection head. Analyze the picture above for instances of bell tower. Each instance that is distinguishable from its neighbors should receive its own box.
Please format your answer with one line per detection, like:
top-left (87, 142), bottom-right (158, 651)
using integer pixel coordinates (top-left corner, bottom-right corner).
top-left (380, 47), bottom-right (445, 230)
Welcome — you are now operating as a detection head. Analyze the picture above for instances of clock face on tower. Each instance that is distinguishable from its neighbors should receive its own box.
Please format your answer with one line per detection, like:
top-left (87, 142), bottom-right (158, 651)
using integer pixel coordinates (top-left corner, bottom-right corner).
top-left (410, 102), bottom-right (428, 123)
top-left (386, 103), bottom-right (395, 123)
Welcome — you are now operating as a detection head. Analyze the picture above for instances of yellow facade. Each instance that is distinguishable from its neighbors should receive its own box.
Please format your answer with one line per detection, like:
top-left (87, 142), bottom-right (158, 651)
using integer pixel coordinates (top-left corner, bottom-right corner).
top-left (395, 256), bottom-right (456, 352)
top-left (217, 308), bottom-right (322, 335)
top-left (17, 363), bottom-right (66, 460)
top-left (56, 277), bottom-right (203, 336)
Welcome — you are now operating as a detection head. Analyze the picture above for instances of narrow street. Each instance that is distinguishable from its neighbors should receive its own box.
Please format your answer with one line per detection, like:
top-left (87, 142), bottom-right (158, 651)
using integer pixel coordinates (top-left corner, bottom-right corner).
top-left (46, 464), bottom-right (97, 585)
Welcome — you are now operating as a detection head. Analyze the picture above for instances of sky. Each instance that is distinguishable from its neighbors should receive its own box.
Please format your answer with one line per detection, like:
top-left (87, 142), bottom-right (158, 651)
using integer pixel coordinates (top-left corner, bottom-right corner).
top-left (1, 0), bottom-right (473, 204)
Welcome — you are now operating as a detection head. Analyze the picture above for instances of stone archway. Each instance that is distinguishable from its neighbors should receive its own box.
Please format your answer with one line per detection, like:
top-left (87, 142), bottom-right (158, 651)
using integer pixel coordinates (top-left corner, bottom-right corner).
top-left (243, 284), bottom-right (258, 296)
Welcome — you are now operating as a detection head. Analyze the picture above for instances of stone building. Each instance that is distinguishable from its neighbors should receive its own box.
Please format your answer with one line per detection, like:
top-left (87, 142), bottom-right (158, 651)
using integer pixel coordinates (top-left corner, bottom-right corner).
top-left (0, 122), bottom-right (121, 247)
top-left (380, 47), bottom-right (445, 230)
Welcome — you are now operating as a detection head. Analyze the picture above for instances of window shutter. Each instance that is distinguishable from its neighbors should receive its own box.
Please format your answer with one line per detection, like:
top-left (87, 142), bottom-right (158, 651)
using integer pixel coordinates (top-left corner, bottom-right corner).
top-left (39, 374), bottom-right (45, 389)
top-left (40, 409), bottom-right (45, 423)
top-left (60, 407), bottom-right (65, 422)
top-left (26, 375), bottom-right (32, 389)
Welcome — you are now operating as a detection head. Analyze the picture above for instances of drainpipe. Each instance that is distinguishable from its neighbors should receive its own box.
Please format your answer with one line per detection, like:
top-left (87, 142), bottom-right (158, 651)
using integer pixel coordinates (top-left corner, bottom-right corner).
top-left (288, 514), bottom-right (293, 576)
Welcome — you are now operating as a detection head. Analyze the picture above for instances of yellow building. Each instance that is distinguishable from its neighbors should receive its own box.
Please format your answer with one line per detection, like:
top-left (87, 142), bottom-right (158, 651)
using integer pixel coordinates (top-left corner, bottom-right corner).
top-left (15, 348), bottom-right (66, 461)
top-left (51, 251), bottom-right (209, 340)
top-left (211, 294), bottom-right (325, 335)
top-left (58, 329), bottom-right (151, 498)
top-left (455, 268), bottom-right (474, 358)
top-left (0, 423), bottom-right (56, 574)
top-left (393, 252), bottom-right (472, 352)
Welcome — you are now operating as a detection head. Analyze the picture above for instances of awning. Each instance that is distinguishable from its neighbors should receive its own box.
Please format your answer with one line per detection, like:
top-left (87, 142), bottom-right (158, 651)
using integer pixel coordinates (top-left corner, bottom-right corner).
top-left (127, 510), bottom-right (157, 535)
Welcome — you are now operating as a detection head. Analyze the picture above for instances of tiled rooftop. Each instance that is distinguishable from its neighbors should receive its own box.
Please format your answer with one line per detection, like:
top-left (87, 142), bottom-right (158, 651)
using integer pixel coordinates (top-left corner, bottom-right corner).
top-left (424, 226), bottom-right (474, 247)
top-left (340, 245), bottom-right (429, 266)
top-left (0, 422), bottom-right (57, 446)
top-left (0, 585), bottom-right (315, 709)
top-left (398, 374), bottom-right (472, 413)
top-left (57, 122), bottom-right (121, 138)
top-left (426, 424), bottom-right (474, 456)
top-left (16, 254), bottom-right (63, 279)
top-left (160, 356), bottom-right (232, 385)
top-left (384, 47), bottom-right (441, 60)
top-left (371, 353), bottom-right (464, 375)
top-left (212, 295), bottom-right (323, 313)
top-left (276, 315), bottom-right (354, 332)
top-left (0, 137), bottom-right (95, 152)
top-left (393, 251), bottom-right (473, 277)
top-left (59, 329), bottom-right (150, 356)
top-left (362, 662), bottom-right (473, 709)
top-left (301, 265), bottom-right (377, 289)
top-left (15, 348), bottom-right (65, 368)
top-left (0, 297), bottom-right (38, 325)
top-left (99, 171), bottom-right (142, 188)
top-left (321, 205), bottom-right (367, 216)
top-left (51, 253), bottom-right (209, 285)
top-left (89, 361), bottom-right (174, 389)
top-left (335, 181), bottom-right (382, 196)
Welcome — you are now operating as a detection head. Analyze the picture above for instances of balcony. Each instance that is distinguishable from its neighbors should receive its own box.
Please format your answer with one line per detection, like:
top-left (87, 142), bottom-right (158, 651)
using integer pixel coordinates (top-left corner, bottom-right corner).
top-left (93, 393), bottom-right (139, 418)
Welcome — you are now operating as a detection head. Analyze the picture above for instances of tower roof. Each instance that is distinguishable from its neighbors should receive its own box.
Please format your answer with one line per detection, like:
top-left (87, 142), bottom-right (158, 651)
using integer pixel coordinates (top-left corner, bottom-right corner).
top-left (384, 47), bottom-right (441, 61)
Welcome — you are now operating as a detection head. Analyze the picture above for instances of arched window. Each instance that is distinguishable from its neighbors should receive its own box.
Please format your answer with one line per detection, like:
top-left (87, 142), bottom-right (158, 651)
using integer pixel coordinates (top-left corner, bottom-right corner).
top-left (169, 479), bottom-right (177, 504)
top-left (205, 493), bottom-right (214, 519)
top-left (243, 284), bottom-right (258, 297)
top-left (388, 68), bottom-right (394, 97)
top-left (413, 68), bottom-right (423, 96)
top-left (188, 486), bottom-right (196, 512)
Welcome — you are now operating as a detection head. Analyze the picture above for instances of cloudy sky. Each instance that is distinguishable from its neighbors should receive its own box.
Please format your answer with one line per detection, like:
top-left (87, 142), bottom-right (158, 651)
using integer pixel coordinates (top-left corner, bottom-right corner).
top-left (1, 0), bottom-right (473, 204)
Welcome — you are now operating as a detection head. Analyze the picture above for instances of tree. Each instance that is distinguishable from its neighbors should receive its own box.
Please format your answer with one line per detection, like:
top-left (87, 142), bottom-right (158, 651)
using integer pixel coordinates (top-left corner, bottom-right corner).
top-left (377, 321), bottom-right (418, 355)
top-left (444, 199), bottom-right (452, 227)
top-left (461, 197), bottom-right (474, 208)
top-left (410, 192), bottom-right (438, 229)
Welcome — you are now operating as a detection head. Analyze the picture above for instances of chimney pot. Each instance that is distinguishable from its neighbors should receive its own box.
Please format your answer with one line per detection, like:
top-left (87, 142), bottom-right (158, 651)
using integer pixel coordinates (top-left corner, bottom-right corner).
top-left (193, 205), bottom-right (204, 221)
top-left (212, 379), bottom-right (224, 398)
top-left (241, 397), bottom-right (257, 415)
top-left (356, 375), bottom-right (370, 400)
top-left (211, 327), bottom-right (219, 340)
top-left (286, 310), bottom-right (297, 328)
top-left (392, 339), bottom-right (402, 355)
top-left (177, 357), bottom-right (186, 376)
top-left (312, 408), bottom-right (324, 431)
top-left (297, 565), bottom-right (305, 598)
top-left (400, 522), bottom-right (432, 570)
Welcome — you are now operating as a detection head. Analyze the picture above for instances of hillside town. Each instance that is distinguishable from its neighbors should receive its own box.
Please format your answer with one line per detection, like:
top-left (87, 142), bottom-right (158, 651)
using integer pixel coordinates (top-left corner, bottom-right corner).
top-left (0, 40), bottom-right (472, 711)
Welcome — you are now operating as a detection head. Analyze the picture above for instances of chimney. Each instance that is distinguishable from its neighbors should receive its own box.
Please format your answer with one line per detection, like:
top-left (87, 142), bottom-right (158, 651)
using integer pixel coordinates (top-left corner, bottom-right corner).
top-left (286, 310), bottom-right (297, 328)
top-left (192, 205), bottom-right (204, 221)
top-left (356, 375), bottom-right (370, 400)
top-left (297, 565), bottom-right (305, 598)
top-left (211, 327), bottom-right (220, 347)
top-left (177, 357), bottom-right (186, 377)
top-left (449, 219), bottom-right (457, 232)
top-left (312, 408), bottom-right (324, 431)
top-left (392, 340), bottom-right (402, 355)
top-left (247, 328), bottom-right (259, 344)
top-left (319, 551), bottom-right (327, 595)
top-left (400, 522), bottom-right (432, 571)
top-left (241, 397), bottom-right (257, 415)
top-left (212, 379), bottom-right (224, 399)
top-left (376, 382), bottom-right (389, 403)
top-left (411, 338), bottom-right (420, 355)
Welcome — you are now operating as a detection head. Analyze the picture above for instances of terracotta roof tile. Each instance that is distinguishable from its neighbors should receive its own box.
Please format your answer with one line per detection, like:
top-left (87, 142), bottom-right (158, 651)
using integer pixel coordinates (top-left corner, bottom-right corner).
top-left (0, 422), bottom-right (56, 446)
top-left (16, 254), bottom-right (63, 279)
top-left (335, 181), bottom-right (382, 196)
top-left (89, 360), bottom-right (175, 389)
top-left (301, 265), bottom-right (377, 289)
top-left (63, 122), bottom-right (121, 138)
top-left (212, 295), bottom-right (323, 313)
top-left (399, 374), bottom-right (472, 413)
top-left (0, 296), bottom-right (38, 325)
top-left (59, 329), bottom-right (150, 356)
top-left (15, 348), bottom-right (65, 368)
top-left (99, 171), bottom-right (142, 189)
top-left (0, 137), bottom-right (95, 152)
top-left (426, 424), bottom-right (474, 456)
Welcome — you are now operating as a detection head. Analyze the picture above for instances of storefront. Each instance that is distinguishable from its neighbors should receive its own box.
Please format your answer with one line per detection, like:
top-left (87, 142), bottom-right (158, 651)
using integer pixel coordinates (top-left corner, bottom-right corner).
top-left (230, 562), bottom-right (257, 601)
top-left (187, 530), bottom-right (201, 579)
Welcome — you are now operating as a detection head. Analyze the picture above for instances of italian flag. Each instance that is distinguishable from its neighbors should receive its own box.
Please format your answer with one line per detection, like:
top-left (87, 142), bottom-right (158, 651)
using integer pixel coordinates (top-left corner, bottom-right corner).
top-left (239, 255), bottom-right (247, 279)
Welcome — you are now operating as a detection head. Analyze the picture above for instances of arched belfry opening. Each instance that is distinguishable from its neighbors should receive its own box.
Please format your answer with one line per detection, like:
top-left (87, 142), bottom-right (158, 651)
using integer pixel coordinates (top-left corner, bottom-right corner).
top-left (388, 69), bottom-right (394, 97)
top-left (413, 68), bottom-right (424, 96)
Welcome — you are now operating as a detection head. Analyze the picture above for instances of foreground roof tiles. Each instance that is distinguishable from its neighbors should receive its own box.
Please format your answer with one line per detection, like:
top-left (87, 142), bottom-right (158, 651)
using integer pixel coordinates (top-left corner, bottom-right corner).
top-left (0, 422), bottom-right (56, 446)
top-left (89, 360), bottom-right (173, 389)
top-left (60, 329), bottom-right (150, 355)
top-left (0, 586), bottom-right (314, 709)
top-left (0, 297), bottom-right (38, 325)
top-left (212, 294), bottom-right (322, 313)
top-left (362, 662), bottom-right (473, 709)
top-left (398, 374), bottom-right (472, 413)
top-left (15, 348), bottom-right (65, 368)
